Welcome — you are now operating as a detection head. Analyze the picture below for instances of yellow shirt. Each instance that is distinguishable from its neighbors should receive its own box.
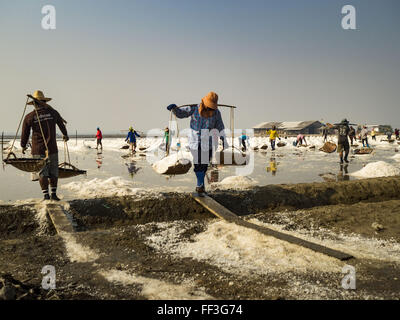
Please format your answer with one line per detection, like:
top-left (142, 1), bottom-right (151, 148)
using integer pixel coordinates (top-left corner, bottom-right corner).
top-left (267, 130), bottom-right (279, 140)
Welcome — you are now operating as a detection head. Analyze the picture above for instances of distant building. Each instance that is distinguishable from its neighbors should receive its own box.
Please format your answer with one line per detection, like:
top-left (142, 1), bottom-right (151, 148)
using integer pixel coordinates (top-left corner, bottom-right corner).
top-left (253, 121), bottom-right (324, 136)
top-left (367, 125), bottom-right (393, 133)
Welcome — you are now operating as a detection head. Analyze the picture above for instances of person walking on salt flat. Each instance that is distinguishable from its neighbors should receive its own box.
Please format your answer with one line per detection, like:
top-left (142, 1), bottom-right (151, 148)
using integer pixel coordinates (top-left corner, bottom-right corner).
top-left (328, 119), bottom-right (351, 164)
top-left (266, 126), bottom-right (280, 151)
top-left (21, 90), bottom-right (69, 201)
top-left (125, 126), bottom-right (140, 153)
top-left (322, 126), bottom-right (328, 142)
top-left (96, 127), bottom-right (103, 151)
top-left (166, 91), bottom-right (227, 196)
top-left (349, 126), bottom-right (356, 145)
top-left (164, 127), bottom-right (170, 156)
top-left (371, 128), bottom-right (377, 141)
top-left (360, 126), bottom-right (370, 148)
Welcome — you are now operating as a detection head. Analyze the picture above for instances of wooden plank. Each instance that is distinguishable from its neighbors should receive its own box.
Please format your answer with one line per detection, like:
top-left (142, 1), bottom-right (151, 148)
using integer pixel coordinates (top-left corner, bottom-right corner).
top-left (46, 204), bottom-right (74, 234)
top-left (191, 194), bottom-right (353, 261)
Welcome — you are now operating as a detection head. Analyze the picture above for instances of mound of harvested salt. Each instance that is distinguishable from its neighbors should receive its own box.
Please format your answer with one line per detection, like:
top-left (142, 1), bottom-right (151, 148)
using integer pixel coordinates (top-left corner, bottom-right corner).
top-left (62, 177), bottom-right (146, 198)
top-left (152, 153), bottom-right (192, 175)
top-left (351, 161), bottom-right (400, 178)
top-left (216, 176), bottom-right (257, 189)
top-left (391, 154), bottom-right (400, 162)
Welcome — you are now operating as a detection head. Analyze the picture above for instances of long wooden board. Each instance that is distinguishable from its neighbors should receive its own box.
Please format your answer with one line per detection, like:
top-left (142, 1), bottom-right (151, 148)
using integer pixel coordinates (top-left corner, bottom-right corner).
top-left (46, 203), bottom-right (74, 234)
top-left (191, 194), bottom-right (353, 261)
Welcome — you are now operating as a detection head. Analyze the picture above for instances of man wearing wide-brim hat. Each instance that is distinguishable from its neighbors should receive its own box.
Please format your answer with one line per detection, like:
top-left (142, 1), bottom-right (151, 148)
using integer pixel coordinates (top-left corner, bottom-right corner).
top-left (21, 90), bottom-right (69, 201)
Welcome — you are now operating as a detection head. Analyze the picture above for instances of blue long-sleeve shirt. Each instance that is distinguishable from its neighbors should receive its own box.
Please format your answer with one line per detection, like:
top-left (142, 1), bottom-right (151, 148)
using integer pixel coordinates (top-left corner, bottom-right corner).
top-left (173, 105), bottom-right (225, 150)
top-left (126, 130), bottom-right (140, 143)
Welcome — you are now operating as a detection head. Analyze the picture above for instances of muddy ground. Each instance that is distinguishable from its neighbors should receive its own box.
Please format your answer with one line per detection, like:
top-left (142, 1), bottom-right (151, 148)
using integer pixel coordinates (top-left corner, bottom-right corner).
top-left (0, 177), bottom-right (399, 300)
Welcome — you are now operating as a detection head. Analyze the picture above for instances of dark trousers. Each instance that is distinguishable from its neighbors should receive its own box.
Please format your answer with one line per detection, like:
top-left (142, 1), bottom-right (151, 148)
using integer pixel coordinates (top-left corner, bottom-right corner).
top-left (241, 139), bottom-right (246, 151)
top-left (192, 147), bottom-right (213, 173)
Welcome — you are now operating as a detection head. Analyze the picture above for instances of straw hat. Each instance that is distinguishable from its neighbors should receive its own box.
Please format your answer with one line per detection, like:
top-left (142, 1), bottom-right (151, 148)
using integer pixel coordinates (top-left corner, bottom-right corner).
top-left (201, 91), bottom-right (218, 110)
top-left (28, 90), bottom-right (52, 105)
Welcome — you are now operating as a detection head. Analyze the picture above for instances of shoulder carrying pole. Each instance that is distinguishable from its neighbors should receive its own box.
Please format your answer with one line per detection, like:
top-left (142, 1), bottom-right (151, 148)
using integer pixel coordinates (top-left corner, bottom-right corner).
top-left (7, 96), bottom-right (29, 160)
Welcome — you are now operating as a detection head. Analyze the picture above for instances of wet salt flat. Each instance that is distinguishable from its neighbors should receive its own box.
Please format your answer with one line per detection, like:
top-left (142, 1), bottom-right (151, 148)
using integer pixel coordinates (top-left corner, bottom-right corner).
top-left (1, 136), bottom-right (399, 202)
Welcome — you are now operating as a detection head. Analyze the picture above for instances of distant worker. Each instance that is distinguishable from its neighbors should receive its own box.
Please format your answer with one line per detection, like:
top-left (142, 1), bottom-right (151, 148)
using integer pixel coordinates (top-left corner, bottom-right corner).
top-left (386, 130), bottom-right (393, 140)
top-left (267, 125), bottom-right (280, 151)
top-left (295, 134), bottom-right (307, 146)
top-left (395, 128), bottom-right (399, 140)
top-left (360, 126), bottom-right (370, 148)
top-left (96, 127), bottom-right (103, 151)
top-left (322, 126), bottom-right (328, 142)
top-left (328, 119), bottom-right (351, 164)
top-left (239, 132), bottom-right (248, 151)
top-left (125, 126), bottom-right (141, 153)
top-left (21, 90), bottom-right (69, 201)
top-left (371, 128), bottom-right (377, 141)
top-left (349, 126), bottom-right (356, 145)
top-left (164, 127), bottom-right (170, 156)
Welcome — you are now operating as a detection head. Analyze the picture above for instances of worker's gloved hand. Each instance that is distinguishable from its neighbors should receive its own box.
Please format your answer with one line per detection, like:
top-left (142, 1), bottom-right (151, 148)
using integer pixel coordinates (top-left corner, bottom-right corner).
top-left (279, 138), bottom-right (281, 141)
top-left (63, 135), bottom-right (69, 142)
top-left (167, 104), bottom-right (177, 111)
top-left (22, 147), bottom-right (27, 154)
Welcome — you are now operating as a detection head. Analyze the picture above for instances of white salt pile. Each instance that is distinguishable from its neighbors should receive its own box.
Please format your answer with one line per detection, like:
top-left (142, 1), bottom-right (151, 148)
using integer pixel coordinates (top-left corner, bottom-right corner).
top-left (351, 161), bottom-right (400, 178)
top-left (152, 152), bottom-right (192, 175)
top-left (391, 154), bottom-right (400, 162)
top-left (145, 220), bottom-right (342, 276)
top-left (99, 269), bottom-right (213, 300)
top-left (60, 232), bottom-right (100, 263)
top-left (215, 175), bottom-right (257, 190)
top-left (62, 177), bottom-right (148, 198)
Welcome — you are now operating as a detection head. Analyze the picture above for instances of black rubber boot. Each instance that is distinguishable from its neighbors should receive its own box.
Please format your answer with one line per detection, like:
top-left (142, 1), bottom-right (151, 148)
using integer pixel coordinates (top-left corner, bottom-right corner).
top-left (51, 194), bottom-right (61, 201)
top-left (43, 194), bottom-right (50, 201)
top-left (195, 186), bottom-right (206, 197)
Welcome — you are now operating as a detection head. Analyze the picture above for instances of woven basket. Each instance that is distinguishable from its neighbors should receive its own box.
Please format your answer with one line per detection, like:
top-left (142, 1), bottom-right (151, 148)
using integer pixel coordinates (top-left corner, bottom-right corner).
top-left (277, 142), bottom-right (286, 147)
top-left (354, 148), bottom-right (373, 155)
top-left (319, 142), bottom-right (337, 153)
top-left (3, 153), bottom-right (46, 173)
top-left (58, 162), bottom-right (86, 179)
top-left (163, 160), bottom-right (192, 175)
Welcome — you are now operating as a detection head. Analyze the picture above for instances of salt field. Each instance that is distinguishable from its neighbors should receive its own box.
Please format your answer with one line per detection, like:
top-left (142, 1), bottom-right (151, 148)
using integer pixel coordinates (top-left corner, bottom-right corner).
top-left (1, 135), bottom-right (399, 202)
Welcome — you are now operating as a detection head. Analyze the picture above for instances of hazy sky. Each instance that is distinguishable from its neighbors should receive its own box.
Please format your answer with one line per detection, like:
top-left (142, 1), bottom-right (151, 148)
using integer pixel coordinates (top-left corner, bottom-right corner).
top-left (1, 0), bottom-right (399, 134)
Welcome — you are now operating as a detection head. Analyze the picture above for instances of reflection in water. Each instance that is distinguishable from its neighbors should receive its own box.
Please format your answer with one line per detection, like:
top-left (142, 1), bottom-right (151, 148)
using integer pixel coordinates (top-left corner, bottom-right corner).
top-left (96, 153), bottom-right (103, 169)
top-left (125, 161), bottom-right (140, 178)
top-left (337, 164), bottom-right (350, 181)
top-left (266, 156), bottom-right (278, 176)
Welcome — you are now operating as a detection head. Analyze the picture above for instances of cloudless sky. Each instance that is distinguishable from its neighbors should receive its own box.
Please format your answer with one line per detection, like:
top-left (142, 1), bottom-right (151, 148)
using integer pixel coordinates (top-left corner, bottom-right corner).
top-left (1, 0), bottom-right (399, 134)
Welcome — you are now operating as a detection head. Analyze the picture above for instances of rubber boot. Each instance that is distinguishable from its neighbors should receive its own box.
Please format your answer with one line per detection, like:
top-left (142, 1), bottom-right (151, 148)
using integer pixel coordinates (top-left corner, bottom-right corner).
top-left (195, 171), bottom-right (206, 197)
